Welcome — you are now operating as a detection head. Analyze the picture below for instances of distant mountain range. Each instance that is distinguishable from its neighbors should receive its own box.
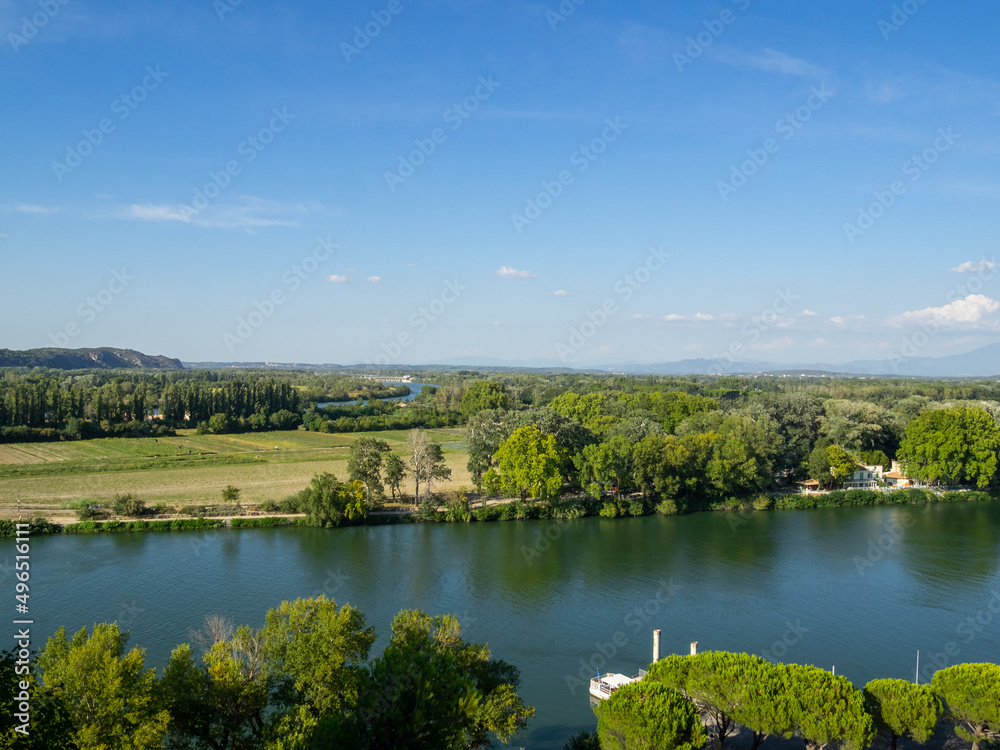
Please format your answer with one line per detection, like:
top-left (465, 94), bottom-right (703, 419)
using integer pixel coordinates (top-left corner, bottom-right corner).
top-left (431, 343), bottom-right (1000, 378)
top-left (0, 347), bottom-right (184, 370)
top-left (3, 343), bottom-right (995, 377)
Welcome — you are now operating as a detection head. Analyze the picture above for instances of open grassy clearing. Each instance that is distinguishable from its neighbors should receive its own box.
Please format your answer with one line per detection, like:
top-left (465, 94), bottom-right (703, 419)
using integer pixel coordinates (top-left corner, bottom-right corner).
top-left (0, 428), bottom-right (471, 519)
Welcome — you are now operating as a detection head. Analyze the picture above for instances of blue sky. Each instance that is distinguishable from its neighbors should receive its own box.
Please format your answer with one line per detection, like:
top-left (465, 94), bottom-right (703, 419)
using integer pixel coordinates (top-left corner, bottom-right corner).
top-left (1, 0), bottom-right (998, 367)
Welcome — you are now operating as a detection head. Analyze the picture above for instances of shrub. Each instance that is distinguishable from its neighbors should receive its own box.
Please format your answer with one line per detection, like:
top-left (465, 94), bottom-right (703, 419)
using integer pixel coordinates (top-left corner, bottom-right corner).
top-left (111, 493), bottom-right (148, 518)
top-left (475, 505), bottom-right (501, 522)
top-left (599, 501), bottom-right (619, 518)
top-left (656, 499), bottom-right (679, 516)
top-left (752, 494), bottom-right (773, 511)
top-left (278, 493), bottom-right (304, 513)
top-left (259, 500), bottom-right (280, 513)
top-left (76, 506), bottom-right (107, 521)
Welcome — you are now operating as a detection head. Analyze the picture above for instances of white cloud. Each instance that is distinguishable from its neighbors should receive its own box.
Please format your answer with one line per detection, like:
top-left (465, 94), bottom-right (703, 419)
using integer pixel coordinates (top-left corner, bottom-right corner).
top-left (126, 196), bottom-right (321, 229)
top-left (751, 336), bottom-right (794, 351)
top-left (830, 316), bottom-right (845, 325)
top-left (8, 203), bottom-right (62, 214)
top-left (328, 275), bottom-right (348, 284)
top-left (807, 337), bottom-right (829, 348)
top-left (664, 312), bottom-right (715, 322)
top-left (685, 343), bottom-right (703, 352)
top-left (553, 289), bottom-right (569, 297)
top-left (367, 276), bottom-right (381, 283)
top-left (890, 294), bottom-right (1000, 327)
top-left (800, 309), bottom-right (819, 317)
top-left (495, 266), bottom-right (535, 279)
top-left (950, 260), bottom-right (995, 274)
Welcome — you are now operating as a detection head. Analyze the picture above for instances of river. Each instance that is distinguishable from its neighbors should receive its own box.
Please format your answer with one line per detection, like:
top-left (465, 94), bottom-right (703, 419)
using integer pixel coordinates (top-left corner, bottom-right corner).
top-left (22, 501), bottom-right (1000, 748)
top-left (315, 381), bottom-right (437, 408)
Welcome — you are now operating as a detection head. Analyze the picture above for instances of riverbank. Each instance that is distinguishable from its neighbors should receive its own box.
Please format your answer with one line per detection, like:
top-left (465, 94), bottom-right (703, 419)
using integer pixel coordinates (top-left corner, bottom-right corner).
top-left (3, 487), bottom-right (995, 537)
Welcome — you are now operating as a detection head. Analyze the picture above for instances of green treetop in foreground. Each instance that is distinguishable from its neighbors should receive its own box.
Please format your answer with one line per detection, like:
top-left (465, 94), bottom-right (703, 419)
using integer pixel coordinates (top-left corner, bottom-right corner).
top-left (864, 678), bottom-right (942, 750)
top-left (931, 663), bottom-right (1000, 750)
top-left (8, 597), bottom-right (533, 750)
top-left (595, 680), bottom-right (706, 750)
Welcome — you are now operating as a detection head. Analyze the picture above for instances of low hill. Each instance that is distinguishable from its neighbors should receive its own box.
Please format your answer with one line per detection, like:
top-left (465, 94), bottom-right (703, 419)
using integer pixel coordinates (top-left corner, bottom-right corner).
top-left (0, 347), bottom-right (184, 370)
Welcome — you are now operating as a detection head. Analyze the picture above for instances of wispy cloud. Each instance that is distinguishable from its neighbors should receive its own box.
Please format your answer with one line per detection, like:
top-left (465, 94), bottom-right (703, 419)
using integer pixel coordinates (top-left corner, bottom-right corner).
top-left (951, 260), bottom-right (995, 274)
top-left (367, 275), bottom-right (381, 283)
top-left (5, 203), bottom-right (62, 214)
top-left (328, 275), bottom-right (348, 284)
top-left (553, 289), bottom-right (569, 297)
top-left (125, 196), bottom-right (323, 230)
top-left (715, 48), bottom-right (829, 79)
top-left (495, 266), bottom-right (535, 279)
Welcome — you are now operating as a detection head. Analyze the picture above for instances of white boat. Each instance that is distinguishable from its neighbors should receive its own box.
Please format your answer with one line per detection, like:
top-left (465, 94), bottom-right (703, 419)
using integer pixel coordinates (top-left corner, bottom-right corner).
top-left (588, 669), bottom-right (647, 700)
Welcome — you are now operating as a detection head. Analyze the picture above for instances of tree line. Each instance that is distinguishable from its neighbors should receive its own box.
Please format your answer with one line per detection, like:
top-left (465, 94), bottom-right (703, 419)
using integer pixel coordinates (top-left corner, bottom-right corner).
top-left (461, 380), bottom-right (1000, 509)
top-left (0, 598), bottom-right (533, 749)
top-left (581, 650), bottom-right (999, 750)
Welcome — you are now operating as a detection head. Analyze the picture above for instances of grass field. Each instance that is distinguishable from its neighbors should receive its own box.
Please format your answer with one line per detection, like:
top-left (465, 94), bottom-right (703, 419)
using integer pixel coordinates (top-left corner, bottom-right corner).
top-left (0, 428), bottom-right (471, 521)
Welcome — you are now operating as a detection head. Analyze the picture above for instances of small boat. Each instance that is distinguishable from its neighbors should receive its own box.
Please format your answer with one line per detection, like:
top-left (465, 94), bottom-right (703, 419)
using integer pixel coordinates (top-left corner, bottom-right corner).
top-left (588, 669), bottom-right (647, 700)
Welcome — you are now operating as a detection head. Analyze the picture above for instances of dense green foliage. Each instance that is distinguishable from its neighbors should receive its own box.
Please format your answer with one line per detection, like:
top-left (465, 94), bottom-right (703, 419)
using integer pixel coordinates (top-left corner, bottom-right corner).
top-left (2, 598), bottom-right (533, 750)
top-left (864, 678), bottom-right (942, 750)
top-left (595, 680), bottom-right (706, 750)
top-left (930, 663), bottom-right (1000, 750)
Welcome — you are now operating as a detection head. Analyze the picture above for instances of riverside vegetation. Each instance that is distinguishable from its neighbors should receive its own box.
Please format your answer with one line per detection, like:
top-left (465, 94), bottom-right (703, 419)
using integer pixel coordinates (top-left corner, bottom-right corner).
top-left (3, 371), bottom-right (1000, 533)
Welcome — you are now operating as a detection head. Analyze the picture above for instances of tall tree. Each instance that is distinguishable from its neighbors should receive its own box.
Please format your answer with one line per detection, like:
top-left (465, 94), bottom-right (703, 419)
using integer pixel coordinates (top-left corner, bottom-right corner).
top-left (931, 663), bottom-right (1000, 750)
top-left (864, 678), bottom-right (942, 750)
top-left (493, 425), bottom-right (566, 500)
top-left (347, 437), bottom-right (391, 507)
top-left (595, 681), bottom-right (705, 750)
top-left (313, 610), bottom-right (533, 750)
top-left (37, 623), bottom-right (170, 750)
top-left (784, 663), bottom-right (873, 750)
top-left (384, 453), bottom-right (407, 502)
top-left (898, 407), bottom-right (1000, 488)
